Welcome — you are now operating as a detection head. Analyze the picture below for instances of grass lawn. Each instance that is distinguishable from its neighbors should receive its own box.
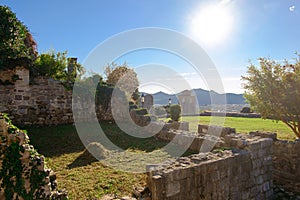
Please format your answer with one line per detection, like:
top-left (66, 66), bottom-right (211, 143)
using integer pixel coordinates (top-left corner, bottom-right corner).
top-left (24, 116), bottom-right (297, 199)
top-left (25, 123), bottom-right (169, 200)
top-left (25, 122), bottom-right (196, 199)
top-left (182, 116), bottom-right (297, 141)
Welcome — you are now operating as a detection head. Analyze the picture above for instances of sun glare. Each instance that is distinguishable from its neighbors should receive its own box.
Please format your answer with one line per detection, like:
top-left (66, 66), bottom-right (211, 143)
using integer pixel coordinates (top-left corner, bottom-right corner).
top-left (189, 2), bottom-right (234, 47)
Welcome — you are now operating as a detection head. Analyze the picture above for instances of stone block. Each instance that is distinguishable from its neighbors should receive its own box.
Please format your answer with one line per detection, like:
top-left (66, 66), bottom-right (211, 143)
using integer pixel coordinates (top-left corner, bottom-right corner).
top-left (166, 182), bottom-right (180, 197)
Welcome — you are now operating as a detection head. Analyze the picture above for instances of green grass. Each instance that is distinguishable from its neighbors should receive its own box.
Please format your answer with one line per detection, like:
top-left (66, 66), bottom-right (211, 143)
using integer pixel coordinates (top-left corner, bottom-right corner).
top-left (24, 122), bottom-right (195, 199)
top-left (23, 116), bottom-right (297, 199)
top-left (182, 116), bottom-right (297, 140)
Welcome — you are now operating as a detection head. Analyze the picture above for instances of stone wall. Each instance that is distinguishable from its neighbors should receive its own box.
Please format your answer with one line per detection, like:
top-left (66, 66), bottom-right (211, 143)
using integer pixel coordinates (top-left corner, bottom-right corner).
top-left (198, 124), bottom-right (236, 137)
top-left (147, 134), bottom-right (274, 200)
top-left (273, 139), bottom-right (300, 193)
top-left (151, 126), bottom-right (300, 198)
top-left (246, 131), bottom-right (300, 194)
top-left (165, 121), bottom-right (189, 131)
top-left (0, 77), bottom-right (75, 125)
top-left (0, 114), bottom-right (67, 199)
top-left (0, 76), bottom-right (116, 125)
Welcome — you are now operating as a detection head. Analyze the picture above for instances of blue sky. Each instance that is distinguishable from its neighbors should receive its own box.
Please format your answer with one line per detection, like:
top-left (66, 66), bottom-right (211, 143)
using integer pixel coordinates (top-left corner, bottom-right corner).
top-left (2, 0), bottom-right (300, 94)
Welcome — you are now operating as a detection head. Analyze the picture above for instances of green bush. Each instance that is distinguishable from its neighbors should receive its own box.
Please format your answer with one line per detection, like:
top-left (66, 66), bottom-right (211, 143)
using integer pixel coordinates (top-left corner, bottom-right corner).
top-left (170, 104), bottom-right (181, 121)
top-left (0, 6), bottom-right (37, 70)
top-left (31, 50), bottom-right (84, 82)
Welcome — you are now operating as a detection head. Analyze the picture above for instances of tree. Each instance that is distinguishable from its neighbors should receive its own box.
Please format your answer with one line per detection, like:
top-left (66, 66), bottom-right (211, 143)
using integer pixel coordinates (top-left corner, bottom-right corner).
top-left (0, 6), bottom-right (37, 70)
top-left (242, 57), bottom-right (300, 138)
top-left (32, 50), bottom-right (84, 82)
top-left (104, 62), bottom-right (139, 101)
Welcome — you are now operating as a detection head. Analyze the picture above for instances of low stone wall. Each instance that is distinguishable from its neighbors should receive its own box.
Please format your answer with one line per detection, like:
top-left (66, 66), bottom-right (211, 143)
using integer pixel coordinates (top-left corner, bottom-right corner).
top-left (200, 111), bottom-right (261, 118)
top-left (0, 114), bottom-right (67, 199)
top-left (273, 139), bottom-right (300, 193)
top-left (198, 124), bottom-right (236, 137)
top-left (164, 121), bottom-right (189, 131)
top-left (246, 131), bottom-right (300, 194)
top-left (155, 128), bottom-right (224, 152)
top-left (147, 135), bottom-right (274, 200)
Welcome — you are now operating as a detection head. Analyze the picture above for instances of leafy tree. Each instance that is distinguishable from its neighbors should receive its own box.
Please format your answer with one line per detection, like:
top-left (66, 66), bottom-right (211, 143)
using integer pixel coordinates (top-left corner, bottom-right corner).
top-left (32, 50), bottom-right (84, 82)
top-left (242, 57), bottom-right (300, 138)
top-left (104, 62), bottom-right (139, 101)
top-left (0, 6), bottom-right (37, 70)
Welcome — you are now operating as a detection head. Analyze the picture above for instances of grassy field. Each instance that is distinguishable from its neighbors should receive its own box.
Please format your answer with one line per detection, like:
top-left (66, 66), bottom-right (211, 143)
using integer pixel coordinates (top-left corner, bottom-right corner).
top-left (25, 123), bottom-right (167, 200)
top-left (25, 122), bottom-right (196, 199)
top-left (24, 116), bottom-right (297, 199)
top-left (183, 116), bottom-right (297, 140)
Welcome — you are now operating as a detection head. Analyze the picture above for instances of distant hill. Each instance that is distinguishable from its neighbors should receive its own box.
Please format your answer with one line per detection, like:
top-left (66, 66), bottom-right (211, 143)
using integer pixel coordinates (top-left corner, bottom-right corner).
top-left (151, 88), bottom-right (246, 105)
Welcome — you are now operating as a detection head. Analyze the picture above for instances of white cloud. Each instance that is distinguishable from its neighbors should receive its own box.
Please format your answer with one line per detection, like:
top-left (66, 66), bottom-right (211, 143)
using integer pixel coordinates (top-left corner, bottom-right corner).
top-left (289, 5), bottom-right (295, 12)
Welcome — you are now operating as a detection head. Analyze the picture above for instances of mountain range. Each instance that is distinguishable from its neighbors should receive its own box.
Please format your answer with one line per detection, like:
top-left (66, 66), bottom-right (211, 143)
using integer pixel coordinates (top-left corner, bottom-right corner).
top-left (149, 88), bottom-right (246, 105)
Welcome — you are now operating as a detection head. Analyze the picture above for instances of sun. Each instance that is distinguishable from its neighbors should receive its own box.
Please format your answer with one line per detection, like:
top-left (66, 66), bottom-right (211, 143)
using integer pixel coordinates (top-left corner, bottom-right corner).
top-left (189, 2), bottom-right (234, 47)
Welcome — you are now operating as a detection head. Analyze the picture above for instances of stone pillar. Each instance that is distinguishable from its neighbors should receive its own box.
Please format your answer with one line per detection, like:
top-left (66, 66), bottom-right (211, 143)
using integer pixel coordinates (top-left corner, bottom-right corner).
top-left (14, 67), bottom-right (29, 87)
top-left (144, 94), bottom-right (154, 110)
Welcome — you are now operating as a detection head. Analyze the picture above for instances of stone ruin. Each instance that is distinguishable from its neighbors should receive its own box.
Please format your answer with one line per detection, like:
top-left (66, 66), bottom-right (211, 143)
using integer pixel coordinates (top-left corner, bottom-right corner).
top-left (144, 94), bottom-right (154, 111)
top-left (0, 114), bottom-right (68, 200)
top-left (144, 123), bottom-right (300, 200)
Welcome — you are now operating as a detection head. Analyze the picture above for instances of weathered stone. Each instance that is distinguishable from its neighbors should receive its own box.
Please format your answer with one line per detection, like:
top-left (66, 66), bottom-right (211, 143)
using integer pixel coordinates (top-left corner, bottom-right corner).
top-left (0, 115), bottom-right (68, 199)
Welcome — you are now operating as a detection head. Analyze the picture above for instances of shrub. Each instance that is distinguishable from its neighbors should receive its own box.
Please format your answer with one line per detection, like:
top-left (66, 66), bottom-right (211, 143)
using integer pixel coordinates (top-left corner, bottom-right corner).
top-left (170, 104), bottom-right (181, 121)
top-left (0, 6), bottom-right (37, 70)
top-left (31, 50), bottom-right (84, 82)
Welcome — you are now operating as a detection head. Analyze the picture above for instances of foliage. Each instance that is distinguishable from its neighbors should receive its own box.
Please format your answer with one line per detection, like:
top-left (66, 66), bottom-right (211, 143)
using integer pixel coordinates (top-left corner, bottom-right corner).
top-left (170, 104), bottom-right (181, 121)
top-left (242, 57), bottom-right (300, 138)
top-left (0, 142), bottom-right (25, 199)
top-left (31, 50), bottom-right (84, 83)
top-left (104, 62), bottom-right (139, 101)
top-left (0, 116), bottom-right (48, 199)
top-left (0, 6), bottom-right (37, 70)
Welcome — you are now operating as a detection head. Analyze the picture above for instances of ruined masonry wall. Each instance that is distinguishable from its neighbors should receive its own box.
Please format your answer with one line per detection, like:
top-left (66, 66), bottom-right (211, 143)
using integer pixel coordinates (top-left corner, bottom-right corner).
top-left (273, 139), bottom-right (300, 192)
top-left (0, 114), bottom-right (67, 199)
top-left (147, 138), bottom-right (273, 200)
top-left (148, 127), bottom-right (274, 200)
top-left (0, 77), bottom-right (115, 125)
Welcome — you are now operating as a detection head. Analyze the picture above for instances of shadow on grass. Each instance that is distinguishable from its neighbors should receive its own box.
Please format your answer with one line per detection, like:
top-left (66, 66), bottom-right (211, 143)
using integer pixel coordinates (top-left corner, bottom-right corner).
top-left (67, 149), bottom-right (98, 169)
top-left (24, 122), bottom-right (169, 158)
top-left (25, 124), bottom-right (85, 158)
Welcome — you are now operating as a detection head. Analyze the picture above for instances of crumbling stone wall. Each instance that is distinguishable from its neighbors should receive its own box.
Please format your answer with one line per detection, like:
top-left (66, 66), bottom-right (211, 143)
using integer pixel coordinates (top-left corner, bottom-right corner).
top-left (0, 77), bottom-right (74, 125)
top-left (198, 124), bottom-right (236, 137)
top-left (148, 127), bottom-right (274, 199)
top-left (246, 131), bottom-right (300, 194)
top-left (0, 114), bottom-right (67, 199)
top-left (250, 132), bottom-right (300, 194)
top-left (165, 121), bottom-right (189, 131)
top-left (0, 76), bottom-right (116, 125)
top-left (273, 138), bottom-right (300, 193)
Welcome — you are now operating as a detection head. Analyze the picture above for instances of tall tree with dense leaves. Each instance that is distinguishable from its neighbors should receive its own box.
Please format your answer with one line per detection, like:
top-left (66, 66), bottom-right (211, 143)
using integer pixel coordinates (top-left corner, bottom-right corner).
top-left (0, 6), bottom-right (37, 70)
top-left (242, 57), bottom-right (300, 138)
